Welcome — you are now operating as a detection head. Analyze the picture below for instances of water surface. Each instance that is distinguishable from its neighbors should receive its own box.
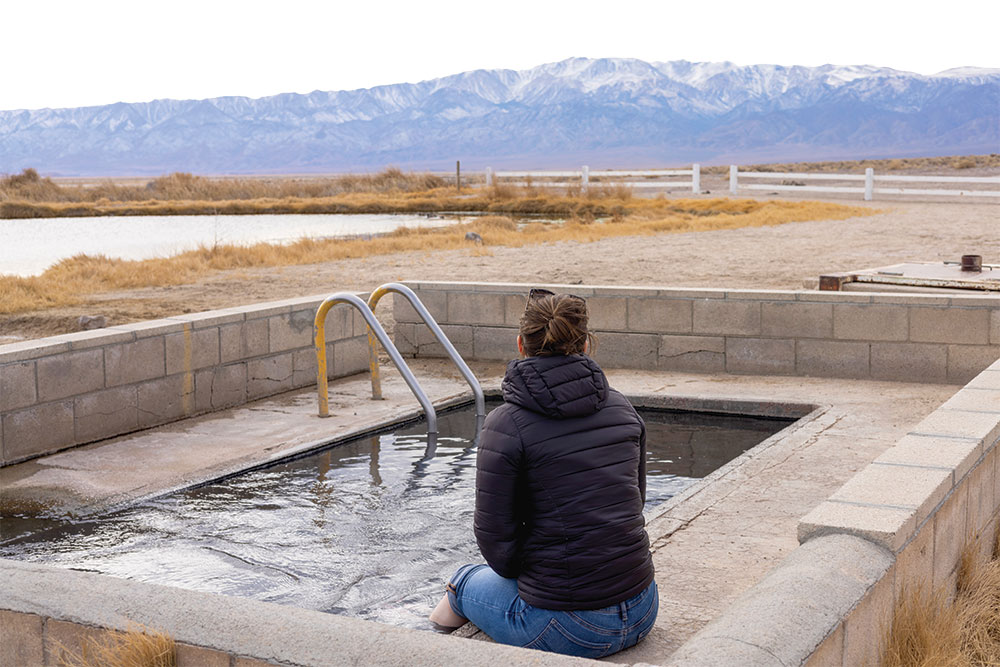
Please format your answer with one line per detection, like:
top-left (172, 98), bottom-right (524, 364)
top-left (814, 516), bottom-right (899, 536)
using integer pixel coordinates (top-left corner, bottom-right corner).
top-left (0, 213), bottom-right (460, 276)
top-left (0, 403), bottom-right (792, 630)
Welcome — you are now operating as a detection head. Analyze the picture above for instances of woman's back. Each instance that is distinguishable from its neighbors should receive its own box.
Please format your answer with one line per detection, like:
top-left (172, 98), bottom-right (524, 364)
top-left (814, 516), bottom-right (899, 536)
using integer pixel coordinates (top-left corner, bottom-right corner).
top-left (476, 353), bottom-right (654, 610)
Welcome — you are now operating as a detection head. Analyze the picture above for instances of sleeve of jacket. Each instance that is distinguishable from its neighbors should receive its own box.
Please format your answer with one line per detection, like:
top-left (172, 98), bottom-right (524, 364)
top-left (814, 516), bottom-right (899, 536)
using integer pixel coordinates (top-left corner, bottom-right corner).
top-left (474, 408), bottom-right (524, 579)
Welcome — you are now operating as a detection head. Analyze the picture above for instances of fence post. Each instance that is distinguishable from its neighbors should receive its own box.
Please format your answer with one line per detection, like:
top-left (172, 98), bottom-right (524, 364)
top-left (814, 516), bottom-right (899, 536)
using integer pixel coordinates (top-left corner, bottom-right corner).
top-left (864, 168), bottom-right (873, 201)
top-left (456, 160), bottom-right (461, 192)
top-left (485, 167), bottom-right (493, 187)
top-left (692, 164), bottom-right (701, 194)
top-left (729, 165), bottom-right (738, 195)
top-left (581, 165), bottom-right (589, 193)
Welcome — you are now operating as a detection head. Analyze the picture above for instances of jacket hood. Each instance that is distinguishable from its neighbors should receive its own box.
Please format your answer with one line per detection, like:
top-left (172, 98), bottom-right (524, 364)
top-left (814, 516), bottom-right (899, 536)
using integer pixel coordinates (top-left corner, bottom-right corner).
top-left (501, 354), bottom-right (609, 419)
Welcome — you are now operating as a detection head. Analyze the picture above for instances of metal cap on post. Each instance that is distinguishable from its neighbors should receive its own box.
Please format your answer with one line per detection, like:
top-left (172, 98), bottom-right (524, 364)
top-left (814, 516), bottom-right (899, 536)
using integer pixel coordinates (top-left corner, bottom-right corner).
top-left (729, 165), bottom-right (738, 196)
top-left (864, 167), bottom-right (874, 201)
top-left (692, 163), bottom-right (701, 194)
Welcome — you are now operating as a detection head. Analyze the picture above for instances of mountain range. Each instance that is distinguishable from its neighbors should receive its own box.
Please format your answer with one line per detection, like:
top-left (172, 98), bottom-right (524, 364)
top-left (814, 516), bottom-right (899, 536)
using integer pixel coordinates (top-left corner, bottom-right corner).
top-left (1, 58), bottom-right (997, 176)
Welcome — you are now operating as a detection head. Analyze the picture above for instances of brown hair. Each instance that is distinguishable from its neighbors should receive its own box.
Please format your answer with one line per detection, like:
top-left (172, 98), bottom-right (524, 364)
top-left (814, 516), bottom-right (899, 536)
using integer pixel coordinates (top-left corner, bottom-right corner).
top-left (519, 293), bottom-right (594, 357)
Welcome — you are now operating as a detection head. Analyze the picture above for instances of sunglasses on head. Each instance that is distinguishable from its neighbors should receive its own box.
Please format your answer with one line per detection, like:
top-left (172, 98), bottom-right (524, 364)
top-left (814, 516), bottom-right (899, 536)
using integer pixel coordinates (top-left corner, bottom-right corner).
top-left (527, 288), bottom-right (587, 304)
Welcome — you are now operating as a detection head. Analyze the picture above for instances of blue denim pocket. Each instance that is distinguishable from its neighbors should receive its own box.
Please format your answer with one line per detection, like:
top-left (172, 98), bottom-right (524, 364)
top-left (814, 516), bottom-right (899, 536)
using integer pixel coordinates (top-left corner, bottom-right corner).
top-left (524, 618), bottom-right (615, 658)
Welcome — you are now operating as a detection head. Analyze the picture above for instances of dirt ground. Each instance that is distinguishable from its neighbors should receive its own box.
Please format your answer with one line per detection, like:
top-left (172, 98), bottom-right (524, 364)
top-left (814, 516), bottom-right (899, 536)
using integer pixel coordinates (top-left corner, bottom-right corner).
top-left (2, 197), bottom-right (998, 342)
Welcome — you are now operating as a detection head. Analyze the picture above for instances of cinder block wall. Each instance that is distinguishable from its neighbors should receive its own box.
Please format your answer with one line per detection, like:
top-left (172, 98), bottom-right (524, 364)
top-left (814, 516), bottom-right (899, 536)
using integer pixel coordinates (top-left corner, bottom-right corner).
top-left (394, 282), bottom-right (1000, 383)
top-left (670, 360), bottom-right (1000, 667)
top-left (0, 295), bottom-right (370, 466)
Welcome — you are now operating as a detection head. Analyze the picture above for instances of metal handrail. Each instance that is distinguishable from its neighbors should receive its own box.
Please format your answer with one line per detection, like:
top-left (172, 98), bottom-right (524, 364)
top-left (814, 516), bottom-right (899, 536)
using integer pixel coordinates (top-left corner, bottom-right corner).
top-left (367, 282), bottom-right (486, 418)
top-left (314, 292), bottom-right (437, 433)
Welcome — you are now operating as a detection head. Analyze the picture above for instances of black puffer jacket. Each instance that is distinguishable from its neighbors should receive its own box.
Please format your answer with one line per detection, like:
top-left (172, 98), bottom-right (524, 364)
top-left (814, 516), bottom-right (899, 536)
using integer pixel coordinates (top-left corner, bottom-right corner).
top-left (474, 354), bottom-right (654, 610)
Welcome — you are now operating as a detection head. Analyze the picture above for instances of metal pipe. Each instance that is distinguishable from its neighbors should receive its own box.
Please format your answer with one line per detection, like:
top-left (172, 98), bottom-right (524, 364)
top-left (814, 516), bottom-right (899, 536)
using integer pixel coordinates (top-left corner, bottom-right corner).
top-left (367, 283), bottom-right (486, 418)
top-left (314, 292), bottom-right (437, 432)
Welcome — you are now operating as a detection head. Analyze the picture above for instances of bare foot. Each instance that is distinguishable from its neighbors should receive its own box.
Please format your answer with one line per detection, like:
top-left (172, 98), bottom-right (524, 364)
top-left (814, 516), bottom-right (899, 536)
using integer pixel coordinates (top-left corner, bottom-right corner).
top-left (429, 594), bottom-right (467, 628)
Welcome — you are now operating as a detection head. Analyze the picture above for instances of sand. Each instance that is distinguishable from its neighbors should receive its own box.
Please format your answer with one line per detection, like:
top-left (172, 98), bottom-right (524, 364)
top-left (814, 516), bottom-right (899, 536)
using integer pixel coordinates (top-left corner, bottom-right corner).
top-left (1, 198), bottom-right (997, 342)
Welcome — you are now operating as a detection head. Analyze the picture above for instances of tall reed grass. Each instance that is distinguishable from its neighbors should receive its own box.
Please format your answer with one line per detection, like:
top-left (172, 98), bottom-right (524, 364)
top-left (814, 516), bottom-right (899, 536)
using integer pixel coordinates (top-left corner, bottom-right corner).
top-left (0, 198), bottom-right (869, 315)
top-left (881, 525), bottom-right (1000, 666)
top-left (54, 626), bottom-right (175, 667)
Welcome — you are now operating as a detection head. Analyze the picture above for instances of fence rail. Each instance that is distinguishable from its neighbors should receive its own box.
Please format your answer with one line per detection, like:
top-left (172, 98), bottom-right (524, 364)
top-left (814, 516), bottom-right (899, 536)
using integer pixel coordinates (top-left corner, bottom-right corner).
top-left (483, 164), bottom-right (1000, 200)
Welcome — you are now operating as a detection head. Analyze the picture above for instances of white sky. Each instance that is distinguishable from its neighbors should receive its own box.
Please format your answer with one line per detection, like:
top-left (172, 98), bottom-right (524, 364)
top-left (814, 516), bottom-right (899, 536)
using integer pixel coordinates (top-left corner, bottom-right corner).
top-left (4, 0), bottom-right (998, 111)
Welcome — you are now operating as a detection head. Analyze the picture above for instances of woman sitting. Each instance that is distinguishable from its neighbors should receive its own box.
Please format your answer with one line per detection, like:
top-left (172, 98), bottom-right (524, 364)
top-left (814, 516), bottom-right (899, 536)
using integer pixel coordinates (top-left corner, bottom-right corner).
top-left (430, 288), bottom-right (657, 659)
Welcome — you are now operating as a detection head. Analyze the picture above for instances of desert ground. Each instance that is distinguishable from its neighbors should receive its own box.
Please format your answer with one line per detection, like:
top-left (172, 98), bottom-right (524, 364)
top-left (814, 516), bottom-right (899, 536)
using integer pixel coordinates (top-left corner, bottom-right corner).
top-left (2, 196), bottom-right (997, 343)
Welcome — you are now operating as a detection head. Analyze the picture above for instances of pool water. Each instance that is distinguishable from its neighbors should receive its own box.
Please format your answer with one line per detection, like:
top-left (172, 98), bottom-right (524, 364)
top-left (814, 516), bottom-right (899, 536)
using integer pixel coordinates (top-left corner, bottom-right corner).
top-left (0, 402), bottom-right (792, 630)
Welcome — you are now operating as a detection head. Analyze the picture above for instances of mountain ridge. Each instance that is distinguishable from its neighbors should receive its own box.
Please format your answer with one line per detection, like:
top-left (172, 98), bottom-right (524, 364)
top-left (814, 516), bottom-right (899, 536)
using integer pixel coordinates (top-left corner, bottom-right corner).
top-left (1, 57), bottom-right (997, 176)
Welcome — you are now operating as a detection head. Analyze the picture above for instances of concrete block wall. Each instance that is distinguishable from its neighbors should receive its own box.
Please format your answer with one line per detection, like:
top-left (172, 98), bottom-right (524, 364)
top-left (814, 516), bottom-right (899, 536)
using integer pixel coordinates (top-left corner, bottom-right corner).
top-left (0, 295), bottom-right (370, 466)
top-left (394, 282), bottom-right (1000, 384)
top-left (669, 359), bottom-right (1000, 667)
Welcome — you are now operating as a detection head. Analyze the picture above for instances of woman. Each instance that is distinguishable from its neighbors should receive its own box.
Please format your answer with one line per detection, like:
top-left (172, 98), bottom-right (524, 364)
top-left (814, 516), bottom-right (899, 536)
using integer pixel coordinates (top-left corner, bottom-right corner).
top-left (429, 288), bottom-right (657, 659)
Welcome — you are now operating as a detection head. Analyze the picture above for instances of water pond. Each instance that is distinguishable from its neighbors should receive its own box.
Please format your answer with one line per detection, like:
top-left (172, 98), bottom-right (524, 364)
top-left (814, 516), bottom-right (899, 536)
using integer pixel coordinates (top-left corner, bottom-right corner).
top-left (0, 402), bottom-right (793, 630)
top-left (0, 213), bottom-right (464, 276)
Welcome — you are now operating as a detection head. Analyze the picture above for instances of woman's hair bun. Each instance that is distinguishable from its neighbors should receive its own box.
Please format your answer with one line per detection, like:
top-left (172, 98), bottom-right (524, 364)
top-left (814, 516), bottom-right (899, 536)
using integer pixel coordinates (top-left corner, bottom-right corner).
top-left (519, 293), bottom-right (593, 357)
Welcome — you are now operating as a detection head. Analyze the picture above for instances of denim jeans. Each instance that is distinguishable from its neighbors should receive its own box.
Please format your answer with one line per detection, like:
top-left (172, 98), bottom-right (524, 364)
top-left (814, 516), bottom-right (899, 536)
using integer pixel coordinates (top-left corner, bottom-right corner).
top-left (446, 564), bottom-right (658, 659)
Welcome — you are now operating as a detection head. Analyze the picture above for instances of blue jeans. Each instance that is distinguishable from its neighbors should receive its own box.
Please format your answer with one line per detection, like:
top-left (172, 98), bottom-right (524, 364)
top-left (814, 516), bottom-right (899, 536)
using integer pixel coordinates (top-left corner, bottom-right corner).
top-left (446, 564), bottom-right (658, 659)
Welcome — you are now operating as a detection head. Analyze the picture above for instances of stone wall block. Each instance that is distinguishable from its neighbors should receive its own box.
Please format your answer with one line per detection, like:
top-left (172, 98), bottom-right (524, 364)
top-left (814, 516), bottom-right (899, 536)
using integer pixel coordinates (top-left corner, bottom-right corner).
top-left (590, 332), bottom-right (658, 369)
top-left (293, 349), bottom-right (319, 387)
top-left (762, 302), bottom-right (833, 338)
top-left (585, 296), bottom-right (627, 331)
top-left (693, 299), bottom-right (761, 335)
top-left (220, 318), bottom-right (269, 363)
top-left (842, 570), bottom-right (894, 667)
top-left (940, 386), bottom-right (1000, 413)
top-left (911, 408), bottom-right (1000, 445)
top-left (726, 338), bottom-right (795, 375)
top-left (2, 400), bottom-right (75, 462)
top-left (0, 610), bottom-right (44, 667)
top-left (45, 620), bottom-right (112, 666)
top-left (36, 349), bottom-right (104, 402)
top-left (313, 304), bottom-right (352, 341)
top-left (947, 345), bottom-right (1000, 384)
top-left (874, 434), bottom-right (982, 485)
top-left (796, 340), bottom-right (870, 379)
top-left (657, 335), bottom-right (725, 372)
top-left (894, 521), bottom-right (934, 600)
top-left (991, 310), bottom-right (1000, 344)
top-left (0, 361), bottom-right (37, 411)
top-left (967, 449), bottom-right (997, 534)
top-left (415, 324), bottom-right (474, 359)
top-left (137, 375), bottom-right (192, 428)
top-left (799, 501), bottom-right (915, 552)
top-left (268, 310), bottom-right (315, 353)
top-left (247, 354), bottom-right (294, 400)
top-left (447, 292), bottom-right (505, 325)
top-left (833, 304), bottom-right (908, 342)
top-left (804, 623), bottom-right (843, 667)
top-left (504, 294), bottom-right (526, 326)
top-left (395, 290), bottom-right (447, 324)
top-left (393, 323), bottom-right (417, 356)
top-left (829, 462), bottom-right (952, 525)
top-left (164, 328), bottom-right (219, 376)
top-left (176, 644), bottom-right (232, 667)
top-left (75, 386), bottom-right (138, 443)
top-left (932, 486), bottom-right (969, 589)
top-left (105, 337), bottom-right (167, 387)
top-left (333, 336), bottom-right (370, 377)
top-left (627, 298), bottom-right (692, 334)
top-left (472, 327), bottom-right (518, 362)
top-left (870, 342), bottom-right (947, 383)
top-left (196, 364), bottom-right (247, 411)
top-left (910, 307), bottom-right (989, 345)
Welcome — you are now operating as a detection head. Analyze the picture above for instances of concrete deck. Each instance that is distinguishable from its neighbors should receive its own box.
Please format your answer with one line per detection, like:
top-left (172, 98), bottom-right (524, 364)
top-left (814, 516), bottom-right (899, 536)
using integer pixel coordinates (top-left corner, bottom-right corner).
top-left (0, 361), bottom-right (958, 664)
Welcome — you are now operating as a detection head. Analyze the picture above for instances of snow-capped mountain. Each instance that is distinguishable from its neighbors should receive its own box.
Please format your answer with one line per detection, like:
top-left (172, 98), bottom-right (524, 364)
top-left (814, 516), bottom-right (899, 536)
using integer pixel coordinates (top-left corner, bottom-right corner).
top-left (1, 58), bottom-right (997, 176)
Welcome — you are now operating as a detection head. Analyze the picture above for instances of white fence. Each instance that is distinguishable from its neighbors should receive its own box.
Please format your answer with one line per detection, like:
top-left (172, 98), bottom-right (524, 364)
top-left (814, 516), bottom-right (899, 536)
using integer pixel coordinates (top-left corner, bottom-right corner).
top-left (483, 165), bottom-right (1000, 200)
top-left (485, 166), bottom-right (701, 194)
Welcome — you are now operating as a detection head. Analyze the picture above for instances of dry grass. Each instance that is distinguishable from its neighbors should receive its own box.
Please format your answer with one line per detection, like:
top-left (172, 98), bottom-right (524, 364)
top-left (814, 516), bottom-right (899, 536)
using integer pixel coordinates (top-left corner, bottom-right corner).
top-left (706, 153), bottom-right (1000, 175)
top-left (55, 626), bottom-right (175, 667)
top-left (0, 198), bottom-right (869, 314)
top-left (881, 525), bottom-right (1000, 667)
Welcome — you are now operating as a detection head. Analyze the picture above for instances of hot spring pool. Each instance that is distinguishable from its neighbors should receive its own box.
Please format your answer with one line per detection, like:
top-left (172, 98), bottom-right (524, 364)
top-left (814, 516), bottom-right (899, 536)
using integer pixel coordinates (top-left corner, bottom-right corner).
top-left (0, 401), bottom-right (793, 630)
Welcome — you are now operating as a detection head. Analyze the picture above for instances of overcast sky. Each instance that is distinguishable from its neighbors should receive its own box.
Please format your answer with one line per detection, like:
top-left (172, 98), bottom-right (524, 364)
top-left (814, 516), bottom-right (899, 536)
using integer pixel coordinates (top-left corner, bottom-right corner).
top-left (4, 0), bottom-right (998, 111)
